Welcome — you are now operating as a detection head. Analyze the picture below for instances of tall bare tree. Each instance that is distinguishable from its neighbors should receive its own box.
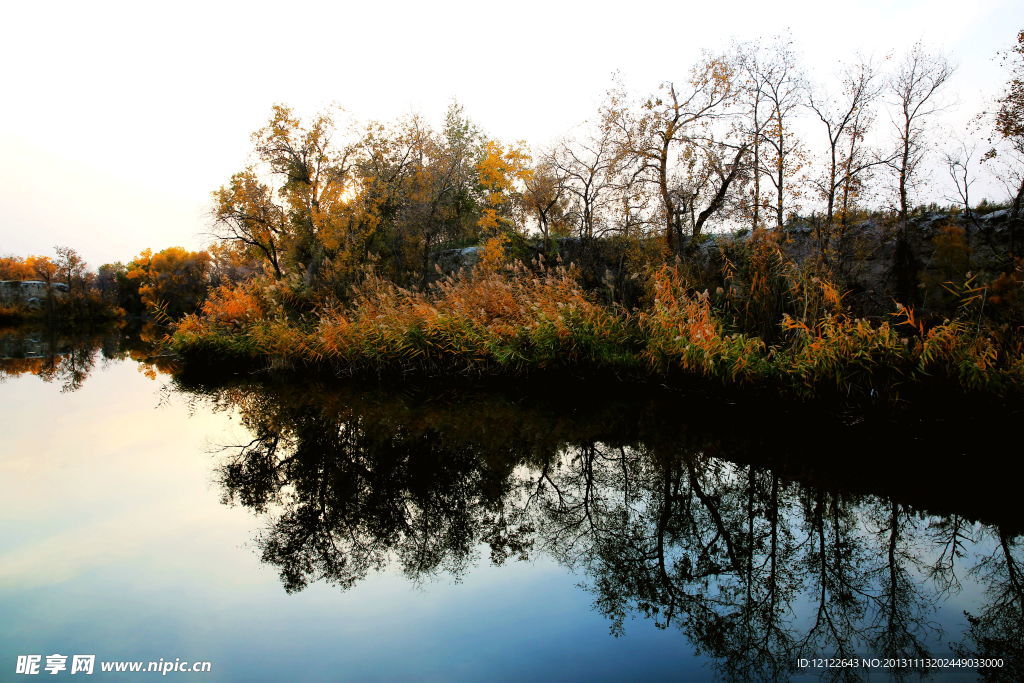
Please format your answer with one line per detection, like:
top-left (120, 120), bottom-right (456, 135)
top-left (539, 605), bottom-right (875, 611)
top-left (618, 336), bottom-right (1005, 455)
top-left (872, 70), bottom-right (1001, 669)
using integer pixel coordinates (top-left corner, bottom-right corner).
top-left (807, 58), bottom-right (890, 250)
top-left (553, 125), bottom-right (616, 241)
top-left (890, 43), bottom-right (954, 227)
top-left (888, 43), bottom-right (953, 301)
top-left (750, 39), bottom-right (806, 232)
top-left (736, 42), bottom-right (775, 232)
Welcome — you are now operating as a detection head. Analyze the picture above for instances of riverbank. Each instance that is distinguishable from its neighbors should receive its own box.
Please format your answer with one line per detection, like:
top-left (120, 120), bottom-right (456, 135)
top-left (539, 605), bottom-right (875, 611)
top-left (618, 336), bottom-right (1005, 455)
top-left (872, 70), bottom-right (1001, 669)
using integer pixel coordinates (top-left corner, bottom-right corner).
top-left (167, 264), bottom-right (1024, 403)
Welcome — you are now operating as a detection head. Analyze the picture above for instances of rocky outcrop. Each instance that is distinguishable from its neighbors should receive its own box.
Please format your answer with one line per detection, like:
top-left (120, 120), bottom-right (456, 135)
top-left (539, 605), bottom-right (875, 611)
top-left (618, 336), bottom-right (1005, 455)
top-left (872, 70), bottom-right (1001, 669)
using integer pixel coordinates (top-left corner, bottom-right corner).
top-left (431, 246), bottom-right (481, 273)
top-left (428, 210), bottom-right (1020, 314)
top-left (776, 210), bottom-right (1019, 313)
top-left (0, 281), bottom-right (69, 309)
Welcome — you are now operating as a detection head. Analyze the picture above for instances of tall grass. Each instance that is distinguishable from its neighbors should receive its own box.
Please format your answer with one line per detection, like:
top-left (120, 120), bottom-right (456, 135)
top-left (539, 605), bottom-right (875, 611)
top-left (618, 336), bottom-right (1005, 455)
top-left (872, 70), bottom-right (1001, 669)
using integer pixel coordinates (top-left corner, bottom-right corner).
top-left (168, 252), bottom-right (1024, 400)
top-left (174, 262), bottom-right (638, 375)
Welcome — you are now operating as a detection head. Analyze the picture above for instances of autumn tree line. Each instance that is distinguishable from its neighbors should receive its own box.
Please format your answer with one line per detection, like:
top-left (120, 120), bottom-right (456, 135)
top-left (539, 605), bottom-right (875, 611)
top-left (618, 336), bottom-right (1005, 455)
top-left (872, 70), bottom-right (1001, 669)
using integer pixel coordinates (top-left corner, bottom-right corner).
top-left (0, 243), bottom-right (254, 323)
top-left (191, 35), bottom-right (1023, 296)
top-left (4, 34), bottom-right (1024, 397)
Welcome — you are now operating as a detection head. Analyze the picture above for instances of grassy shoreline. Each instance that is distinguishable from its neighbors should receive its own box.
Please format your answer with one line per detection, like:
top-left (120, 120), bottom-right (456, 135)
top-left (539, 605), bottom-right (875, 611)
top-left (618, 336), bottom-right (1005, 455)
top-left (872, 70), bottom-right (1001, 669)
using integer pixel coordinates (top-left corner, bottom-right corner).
top-left (166, 265), bottom-right (1024, 403)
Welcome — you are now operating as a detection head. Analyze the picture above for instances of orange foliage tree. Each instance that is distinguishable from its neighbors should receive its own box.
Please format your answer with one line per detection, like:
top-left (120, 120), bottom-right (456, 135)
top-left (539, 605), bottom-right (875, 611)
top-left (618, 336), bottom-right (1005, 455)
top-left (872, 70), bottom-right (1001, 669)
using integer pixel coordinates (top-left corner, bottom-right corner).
top-left (0, 256), bottom-right (37, 280)
top-left (127, 247), bottom-right (211, 318)
top-left (27, 256), bottom-right (59, 286)
top-left (476, 140), bottom-right (532, 235)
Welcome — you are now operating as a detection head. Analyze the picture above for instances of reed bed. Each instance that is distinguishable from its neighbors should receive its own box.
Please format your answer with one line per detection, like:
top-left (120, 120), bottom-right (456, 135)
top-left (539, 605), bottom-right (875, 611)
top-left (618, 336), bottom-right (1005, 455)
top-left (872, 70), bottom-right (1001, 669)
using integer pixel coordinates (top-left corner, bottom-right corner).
top-left (169, 261), bottom-right (1024, 399)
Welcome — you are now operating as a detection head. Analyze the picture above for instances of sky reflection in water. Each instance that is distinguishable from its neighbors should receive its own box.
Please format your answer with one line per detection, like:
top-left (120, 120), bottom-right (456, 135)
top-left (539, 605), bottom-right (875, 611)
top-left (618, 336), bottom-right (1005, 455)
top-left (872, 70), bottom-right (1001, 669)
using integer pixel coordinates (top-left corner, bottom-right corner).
top-left (0, 330), bottom-right (1020, 681)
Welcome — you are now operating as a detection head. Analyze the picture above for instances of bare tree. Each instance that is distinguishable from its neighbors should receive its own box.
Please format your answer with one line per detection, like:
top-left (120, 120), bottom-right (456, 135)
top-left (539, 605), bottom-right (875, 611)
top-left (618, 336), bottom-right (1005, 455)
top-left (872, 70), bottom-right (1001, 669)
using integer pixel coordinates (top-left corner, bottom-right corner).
top-left (807, 57), bottom-right (890, 249)
top-left (735, 41), bottom-right (776, 232)
top-left (944, 137), bottom-right (980, 221)
top-left (887, 43), bottom-right (953, 301)
top-left (749, 39), bottom-right (806, 232)
top-left (890, 43), bottom-right (954, 227)
top-left (553, 125), bottom-right (616, 241)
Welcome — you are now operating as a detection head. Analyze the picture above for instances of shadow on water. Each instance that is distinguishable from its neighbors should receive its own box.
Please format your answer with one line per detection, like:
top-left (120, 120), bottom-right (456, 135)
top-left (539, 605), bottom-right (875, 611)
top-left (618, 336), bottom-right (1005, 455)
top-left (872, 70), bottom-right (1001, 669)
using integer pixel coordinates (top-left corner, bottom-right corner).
top-left (3, 325), bottom-right (1021, 680)
top-left (172, 373), bottom-right (1022, 681)
top-left (0, 324), bottom-right (176, 390)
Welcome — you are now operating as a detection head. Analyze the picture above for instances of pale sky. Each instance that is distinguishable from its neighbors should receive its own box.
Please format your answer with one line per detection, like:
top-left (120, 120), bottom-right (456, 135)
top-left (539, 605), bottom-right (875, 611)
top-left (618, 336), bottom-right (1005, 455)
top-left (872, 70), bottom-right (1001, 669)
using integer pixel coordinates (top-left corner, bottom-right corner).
top-left (1, 0), bottom-right (1022, 269)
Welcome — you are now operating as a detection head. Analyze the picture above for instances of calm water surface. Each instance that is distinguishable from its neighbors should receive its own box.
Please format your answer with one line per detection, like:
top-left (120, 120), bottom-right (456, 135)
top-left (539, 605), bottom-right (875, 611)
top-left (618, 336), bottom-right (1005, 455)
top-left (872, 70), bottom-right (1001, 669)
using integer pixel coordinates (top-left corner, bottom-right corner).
top-left (1, 328), bottom-right (1021, 681)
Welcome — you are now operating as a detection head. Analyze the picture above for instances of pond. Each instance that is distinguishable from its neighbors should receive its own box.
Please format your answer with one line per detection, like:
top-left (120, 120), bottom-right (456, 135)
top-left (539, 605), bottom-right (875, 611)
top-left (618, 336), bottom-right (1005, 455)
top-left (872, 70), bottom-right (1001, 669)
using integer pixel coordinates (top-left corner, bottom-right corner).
top-left (1, 327), bottom-right (1021, 681)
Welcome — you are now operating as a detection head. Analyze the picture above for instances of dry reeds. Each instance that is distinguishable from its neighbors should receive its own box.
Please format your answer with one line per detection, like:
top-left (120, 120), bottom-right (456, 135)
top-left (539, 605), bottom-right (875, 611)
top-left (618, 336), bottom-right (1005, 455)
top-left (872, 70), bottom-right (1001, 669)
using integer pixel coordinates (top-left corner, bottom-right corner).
top-left (168, 254), bottom-right (1024, 399)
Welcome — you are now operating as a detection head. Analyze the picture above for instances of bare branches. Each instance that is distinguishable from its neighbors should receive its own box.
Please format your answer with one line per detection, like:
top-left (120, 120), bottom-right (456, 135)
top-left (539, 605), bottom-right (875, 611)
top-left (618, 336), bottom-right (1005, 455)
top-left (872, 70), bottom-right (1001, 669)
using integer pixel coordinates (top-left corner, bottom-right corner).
top-left (944, 137), bottom-right (980, 221)
top-left (889, 42), bottom-right (955, 225)
top-left (807, 58), bottom-right (886, 235)
top-left (734, 38), bottom-right (807, 233)
top-left (552, 124), bottom-right (617, 240)
top-left (604, 54), bottom-right (748, 251)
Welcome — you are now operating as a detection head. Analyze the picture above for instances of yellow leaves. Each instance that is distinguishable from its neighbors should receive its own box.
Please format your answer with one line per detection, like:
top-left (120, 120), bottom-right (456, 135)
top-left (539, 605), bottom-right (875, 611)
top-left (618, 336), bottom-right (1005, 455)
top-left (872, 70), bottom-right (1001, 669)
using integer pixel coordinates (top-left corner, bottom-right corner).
top-left (477, 140), bottom-right (533, 192)
top-left (200, 284), bottom-right (264, 327)
top-left (24, 255), bottom-right (59, 281)
top-left (124, 249), bottom-right (152, 281)
top-left (478, 207), bottom-right (500, 232)
top-left (640, 266), bottom-right (734, 372)
top-left (475, 140), bottom-right (532, 233)
top-left (479, 235), bottom-right (509, 270)
top-left (127, 247), bottom-right (211, 317)
top-left (817, 278), bottom-right (847, 312)
top-left (781, 314), bottom-right (810, 334)
top-left (267, 104), bottom-right (300, 136)
top-left (894, 302), bottom-right (924, 337)
top-left (703, 56), bottom-right (736, 97)
top-left (0, 256), bottom-right (41, 280)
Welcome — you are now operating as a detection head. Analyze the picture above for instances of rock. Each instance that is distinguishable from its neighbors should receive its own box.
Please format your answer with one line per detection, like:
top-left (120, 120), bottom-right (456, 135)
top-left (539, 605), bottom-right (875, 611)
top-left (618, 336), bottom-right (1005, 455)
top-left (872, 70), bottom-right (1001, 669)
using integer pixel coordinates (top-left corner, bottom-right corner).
top-left (978, 209), bottom-right (1011, 221)
top-left (431, 246), bottom-right (481, 274)
top-left (0, 280), bottom-right (68, 308)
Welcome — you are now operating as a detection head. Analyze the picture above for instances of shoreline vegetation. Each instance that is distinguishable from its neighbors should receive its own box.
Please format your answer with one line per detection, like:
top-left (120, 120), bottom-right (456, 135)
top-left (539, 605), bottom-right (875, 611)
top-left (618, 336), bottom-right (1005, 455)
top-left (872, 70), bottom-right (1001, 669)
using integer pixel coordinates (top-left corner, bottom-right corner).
top-left (166, 247), bottom-right (1023, 402)
top-left (5, 34), bottom-right (1024, 403)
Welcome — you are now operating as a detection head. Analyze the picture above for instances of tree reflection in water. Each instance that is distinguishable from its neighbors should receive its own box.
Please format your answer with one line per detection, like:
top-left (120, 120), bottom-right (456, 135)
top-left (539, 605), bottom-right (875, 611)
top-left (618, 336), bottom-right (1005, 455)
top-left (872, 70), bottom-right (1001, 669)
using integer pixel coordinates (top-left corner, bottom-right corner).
top-left (0, 325), bottom-right (175, 391)
top-left (179, 378), bottom-right (1021, 681)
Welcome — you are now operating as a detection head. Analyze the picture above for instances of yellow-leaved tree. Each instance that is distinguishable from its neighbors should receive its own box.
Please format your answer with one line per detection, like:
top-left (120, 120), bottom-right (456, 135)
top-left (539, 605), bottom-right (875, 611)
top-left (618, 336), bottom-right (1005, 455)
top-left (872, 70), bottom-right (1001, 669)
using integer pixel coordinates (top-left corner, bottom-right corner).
top-left (213, 105), bottom-right (361, 290)
top-left (475, 140), bottom-right (532, 267)
top-left (127, 247), bottom-right (211, 318)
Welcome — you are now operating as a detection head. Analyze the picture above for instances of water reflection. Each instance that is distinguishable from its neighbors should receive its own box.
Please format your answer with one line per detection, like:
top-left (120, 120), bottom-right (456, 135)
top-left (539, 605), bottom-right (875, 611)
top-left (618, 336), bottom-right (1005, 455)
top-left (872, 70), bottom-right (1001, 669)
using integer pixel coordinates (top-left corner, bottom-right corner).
top-left (175, 378), bottom-right (1023, 681)
top-left (3, 324), bottom-right (1020, 679)
top-left (0, 325), bottom-right (175, 390)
